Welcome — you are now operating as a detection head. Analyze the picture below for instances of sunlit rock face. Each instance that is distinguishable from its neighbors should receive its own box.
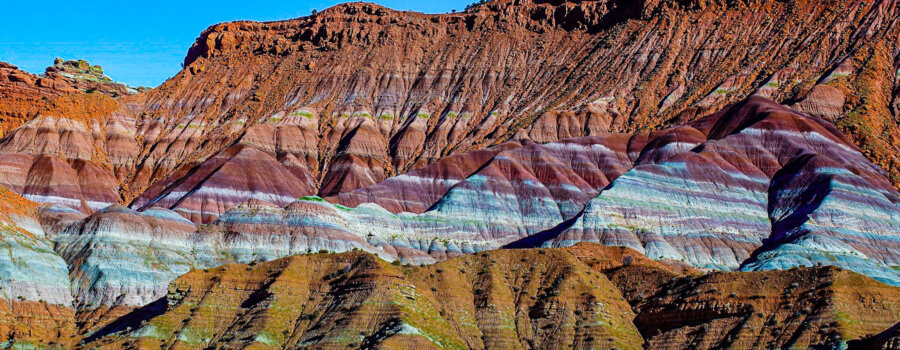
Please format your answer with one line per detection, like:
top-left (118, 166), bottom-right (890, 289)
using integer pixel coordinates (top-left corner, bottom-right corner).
top-left (0, 116), bottom-right (123, 212)
top-left (0, 213), bottom-right (73, 306)
top-left (57, 133), bottom-right (639, 306)
top-left (741, 153), bottom-right (900, 286)
top-left (5, 0), bottom-right (900, 217)
top-left (0, 188), bottom-right (78, 345)
top-left (3, 0), bottom-right (900, 306)
top-left (4, 0), bottom-right (900, 345)
top-left (86, 248), bottom-right (647, 350)
top-left (141, 0), bottom-right (900, 195)
top-left (206, 98), bottom-right (899, 286)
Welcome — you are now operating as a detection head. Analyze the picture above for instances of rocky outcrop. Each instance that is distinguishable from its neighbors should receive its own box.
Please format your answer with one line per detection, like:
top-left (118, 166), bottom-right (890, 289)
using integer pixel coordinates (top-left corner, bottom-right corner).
top-left (132, 144), bottom-right (316, 223)
top-left (1, 0), bottom-right (899, 217)
top-left (70, 244), bottom-right (900, 349)
top-left (632, 266), bottom-right (900, 349)
top-left (3, 0), bottom-right (895, 213)
top-left (0, 59), bottom-right (134, 138)
top-left (125, 0), bottom-right (900, 197)
top-left (41, 204), bottom-right (214, 308)
top-left (0, 115), bottom-right (130, 212)
top-left (43, 59), bottom-right (142, 97)
top-left (0, 1), bottom-right (899, 347)
top-left (86, 248), bottom-right (643, 349)
top-left (566, 243), bottom-right (900, 349)
top-left (0, 224), bottom-right (897, 350)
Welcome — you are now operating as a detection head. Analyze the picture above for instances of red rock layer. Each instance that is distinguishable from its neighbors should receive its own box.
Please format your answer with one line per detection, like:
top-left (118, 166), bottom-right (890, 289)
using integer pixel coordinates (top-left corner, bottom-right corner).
top-left (506, 97), bottom-right (899, 282)
top-left (0, 115), bottom-right (128, 212)
top-left (92, 0), bottom-right (899, 205)
top-left (327, 141), bottom-right (536, 213)
top-left (132, 144), bottom-right (316, 223)
top-left (2, 0), bottom-right (900, 216)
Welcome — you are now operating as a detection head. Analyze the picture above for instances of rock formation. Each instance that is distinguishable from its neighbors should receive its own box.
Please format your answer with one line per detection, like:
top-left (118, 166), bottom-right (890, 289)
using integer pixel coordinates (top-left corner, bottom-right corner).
top-left (137, 0), bottom-right (900, 198)
top-left (19, 96), bottom-right (895, 318)
top-left (0, 59), bottom-right (135, 137)
top-left (0, 187), bottom-right (77, 346)
top-left (4, 0), bottom-right (900, 219)
top-left (80, 244), bottom-right (900, 349)
top-left (0, 0), bottom-right (898, 347)
top-left (518, 98), bottom-right (900, 286)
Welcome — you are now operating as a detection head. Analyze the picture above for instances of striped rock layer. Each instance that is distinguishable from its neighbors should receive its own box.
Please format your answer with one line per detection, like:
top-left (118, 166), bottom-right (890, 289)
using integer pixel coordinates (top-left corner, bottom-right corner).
top-left (31, 97), bottom-right (899, 310)
top-left (0, 187), bottom-right (77, 346)
top-left (3, 0), bottom-right (900, 224)
top-left (516, 98), bottom-right (900, 286)
top-left (133, 0), bottom-right (900, 202)
top-left (0, 1), bottom-right (896, 345)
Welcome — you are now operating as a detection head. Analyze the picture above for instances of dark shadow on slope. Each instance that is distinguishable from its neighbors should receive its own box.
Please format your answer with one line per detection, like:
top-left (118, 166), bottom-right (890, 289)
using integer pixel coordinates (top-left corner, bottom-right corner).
top-left (84, 297), bottom-right (169, 343)
top-left (504, 169), bottom-right (626, 249)
top-left (847, 321), bottom-right (900, 350)
top-left (423, 152), bottom-right (516, 213)
top-left (129, 143), bottom-right (241, 211)
top-left (739, 153), bottom-right (833, 269)
top-left (503, 207), bottom-right (585, 249)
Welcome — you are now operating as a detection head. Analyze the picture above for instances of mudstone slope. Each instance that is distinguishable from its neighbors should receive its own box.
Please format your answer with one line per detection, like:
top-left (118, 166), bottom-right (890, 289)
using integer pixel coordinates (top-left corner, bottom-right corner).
top-left (0, 0), bottom-right (897, 347)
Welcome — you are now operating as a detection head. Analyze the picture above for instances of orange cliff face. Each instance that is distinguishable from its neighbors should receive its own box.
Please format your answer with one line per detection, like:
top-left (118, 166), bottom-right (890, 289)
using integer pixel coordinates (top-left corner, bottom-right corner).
top-left (140, 0), bottom-right (900, 193)
top-left (0, 60), bottom-right (134, 137)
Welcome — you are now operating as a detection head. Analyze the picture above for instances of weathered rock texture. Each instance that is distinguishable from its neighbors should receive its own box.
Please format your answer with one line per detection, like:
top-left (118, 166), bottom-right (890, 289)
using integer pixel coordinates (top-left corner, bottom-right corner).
top-left (0, 59), bottom-right (133, 137)
top-left (130, 0), bottom-right (900, 202)
top-left (568, 243), bottom-right (900, 349)
top-left (0, 0), bottom-right (899, 347)
top-left (85, 247), bottom-right (643, 349)
top-left (522, 97), bottom-right (900, 286)
top-left (633, 265), bottom-right (900, 349)
top-left (5, 0), bottom-right (900, 221)
top-left (0, 187), bottom-right (76, 347)
top-left (79, 244), bottom-right (900, 350)
top-left (19, 96), bottom-right (900, 312)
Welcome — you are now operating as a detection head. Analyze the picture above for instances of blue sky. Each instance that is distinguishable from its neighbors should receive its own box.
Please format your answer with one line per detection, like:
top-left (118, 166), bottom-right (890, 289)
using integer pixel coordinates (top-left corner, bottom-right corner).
top-left (0, 0), bottom-right (471, 87)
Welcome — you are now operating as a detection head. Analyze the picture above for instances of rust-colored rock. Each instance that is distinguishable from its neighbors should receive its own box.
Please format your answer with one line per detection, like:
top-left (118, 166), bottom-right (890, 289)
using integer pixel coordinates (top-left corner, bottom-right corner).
top-left (129, 0), bottom-right (900, 193)
top-left (0, 59), bottom-right (134, 138)
top-left (2, 0), bottom-right (900, 214)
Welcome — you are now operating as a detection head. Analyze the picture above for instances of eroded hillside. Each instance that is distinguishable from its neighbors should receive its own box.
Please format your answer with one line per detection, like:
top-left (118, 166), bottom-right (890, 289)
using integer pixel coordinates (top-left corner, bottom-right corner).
top-left (78, 244), bottom-right (900, 349)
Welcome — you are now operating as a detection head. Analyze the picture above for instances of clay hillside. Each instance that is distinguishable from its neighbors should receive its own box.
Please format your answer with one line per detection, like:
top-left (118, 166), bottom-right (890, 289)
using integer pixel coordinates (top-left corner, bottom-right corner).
top-left (0, 0), bottom-right (898, 348)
